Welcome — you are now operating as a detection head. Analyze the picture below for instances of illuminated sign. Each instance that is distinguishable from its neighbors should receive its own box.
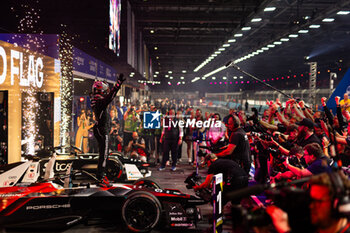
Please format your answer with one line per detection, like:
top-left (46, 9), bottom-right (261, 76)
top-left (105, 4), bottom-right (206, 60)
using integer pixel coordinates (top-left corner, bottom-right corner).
top-left (0, 45), bottom-right (44, 88)
top-left (109, 0), bottom-right (121, 55)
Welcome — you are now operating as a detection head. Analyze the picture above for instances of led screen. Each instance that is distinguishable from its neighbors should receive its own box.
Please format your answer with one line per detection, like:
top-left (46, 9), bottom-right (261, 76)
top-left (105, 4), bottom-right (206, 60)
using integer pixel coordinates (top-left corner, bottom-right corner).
top-left (109, 0), bottom-right (121, 55)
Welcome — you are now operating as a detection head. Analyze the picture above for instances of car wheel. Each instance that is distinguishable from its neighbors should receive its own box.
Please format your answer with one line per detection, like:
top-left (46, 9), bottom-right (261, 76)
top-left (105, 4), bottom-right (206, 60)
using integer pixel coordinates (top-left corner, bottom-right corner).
top-left (133, 178), bottom-right (162, 189)
top-left (122, 191), bottom-right (162, 232)
top-left (106, 159), bottom-right (123, 181)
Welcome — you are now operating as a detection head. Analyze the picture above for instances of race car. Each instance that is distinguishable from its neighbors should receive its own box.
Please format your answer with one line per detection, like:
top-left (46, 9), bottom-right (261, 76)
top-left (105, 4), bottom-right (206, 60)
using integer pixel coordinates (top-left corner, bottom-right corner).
top-left (0, 176), bottom-right (206, 232)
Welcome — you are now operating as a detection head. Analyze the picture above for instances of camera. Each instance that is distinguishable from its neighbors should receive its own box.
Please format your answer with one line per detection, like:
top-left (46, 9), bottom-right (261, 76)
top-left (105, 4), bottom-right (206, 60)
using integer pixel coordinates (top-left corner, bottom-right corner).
top-left (231, 185), bottom-right (312, 232)
top-left (184, 172), bottom-right (201, 189)
top-left (184, 172), bottom-right (212, 202)
top-left (251, 131), bottom-right (273, 141)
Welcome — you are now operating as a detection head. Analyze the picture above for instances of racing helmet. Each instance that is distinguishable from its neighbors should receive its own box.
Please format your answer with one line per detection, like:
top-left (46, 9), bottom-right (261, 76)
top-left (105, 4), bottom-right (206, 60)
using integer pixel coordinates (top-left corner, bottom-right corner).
top-left (92, 80), bottom-right (110, 95)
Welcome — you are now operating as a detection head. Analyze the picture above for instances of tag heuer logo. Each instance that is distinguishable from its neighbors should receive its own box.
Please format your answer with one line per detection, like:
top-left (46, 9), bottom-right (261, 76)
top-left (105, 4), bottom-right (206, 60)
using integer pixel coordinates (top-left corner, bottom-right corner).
top-left (143, 111), bottom-right (161, 129)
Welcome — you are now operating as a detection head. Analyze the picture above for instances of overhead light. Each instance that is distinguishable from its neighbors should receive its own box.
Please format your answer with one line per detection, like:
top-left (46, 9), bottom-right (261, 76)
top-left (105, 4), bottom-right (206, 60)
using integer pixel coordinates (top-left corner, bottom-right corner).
top-left (182, 81), bottom-right (185, 84)
top-left (234, 33), bottom-right (243, 37)
top-left (280, 38), bottom-right (289, 41)
top-left (155, 71), bottom-right (159, 74)
top-left (309, 24), bottom-right (320, 28)
top-left (228, 39), bottom-right (236, 43)
top-left (218, 48), bottom-right (225, 51)
top-left (267, 44), bottom-right (275, 48)
top-left (239, 76), bottom-right (243, 79)
top-left (298, 29), bottom-right (309, 33)
top-left (156, 56), bottom-right (159, 59)
top-left (180, 76), bottom-right (184, 80)
top-left (154, 46), bottom-right (158, 50)
top-left (262, 47), bottom-right (269, 50)
top-left (130, 72), bottom-right (135, 75)
top-left (242, 27), bottom-right (251, 31)
top-left (289, 34), bottom-right (299, 38)
top-left (153, 74), bottom-right (157, 77)
top-left (150, 30), bottom-right (154, 33)
top-left (212, 77), bottom-right (216, 80)
top-left (304, 16), bottom-right (310, 19)
top-left (337, 11), bottom-right (350, 15)
top-left (182, 70), bottom-right (187, 73)
top-left (165, 74), bottom-right (169, 77)
top-left (223, 44), bottom-right (230, 47)
top-left (274, 41), bottom-right (282, 45)
top-left (257, 49), bottom-right (264, 52)
top-left (73, 77), bottom-right (84, 82)
top-left (322, 18), bottom-right (335, 22)
top-left (233, 76), bottom-right (237, 79)
top-left (202, 77), bottom-right (206, 80)
top-left (264, 7), bottom-right (276, 11)
top-left (251, 18), bottom-right (262, 22)
top-left (169, 76), bottom-right (173, 79)
top-left (203, 66), bottom-right (227, 78)
top-left (215, 51), bottom-right (221, 54)
top-left (168, 71), bottom-right (172, 73)
top-left (223, 77), bottom-right (227, 80)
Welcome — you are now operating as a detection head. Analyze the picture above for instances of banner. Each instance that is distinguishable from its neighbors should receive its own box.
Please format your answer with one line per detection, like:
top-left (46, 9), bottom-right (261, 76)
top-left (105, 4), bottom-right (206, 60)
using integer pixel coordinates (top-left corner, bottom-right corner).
top-left (327, 68), bottom-right (350, 112)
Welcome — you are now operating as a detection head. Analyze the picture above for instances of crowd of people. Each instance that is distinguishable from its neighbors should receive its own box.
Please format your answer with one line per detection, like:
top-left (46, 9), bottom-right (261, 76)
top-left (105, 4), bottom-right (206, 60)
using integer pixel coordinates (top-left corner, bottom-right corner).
top-left (73, 88), bottom-right (350, 232)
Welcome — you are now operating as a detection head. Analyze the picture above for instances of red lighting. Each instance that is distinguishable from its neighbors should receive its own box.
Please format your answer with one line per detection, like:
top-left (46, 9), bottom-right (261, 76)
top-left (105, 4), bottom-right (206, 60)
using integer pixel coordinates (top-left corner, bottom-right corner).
top-left (219, 82), bottom-right (222, 84)
top-left (224, 82), bottom-right (227, 84)
top-left (235, 81), bottom-right (238, 84)
top-left (210, 82), bottom-right (213, 85)
top-left (301, 74), bottom-right (304, 77)
top-left (214, 82), bottom-right (217, 84)
top-left (241, 81), bottom-right (244, 84)
top-left (339, 68), bottom-right (342, 71)
top-left (263, 80), bottom-right (266, 82)
top-left (79, 97), bottom-right (85, 102)
top-left (293, 75), bottom-right (296, 77)
top-left (247, 81), bottom-right (250, 83)
top-left (276, 78), bottom-right (279, 80)
top-left (230, 82), bottom-right (232, 84)
top-left (271, 78), bottom-right (274, 81)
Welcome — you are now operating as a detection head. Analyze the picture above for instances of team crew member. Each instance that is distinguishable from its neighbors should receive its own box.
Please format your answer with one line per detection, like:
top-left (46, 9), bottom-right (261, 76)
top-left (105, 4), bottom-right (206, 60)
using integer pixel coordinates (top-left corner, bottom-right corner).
top-left (216, 115), bottom-right (251, 175)
top-left (194, 153), bottom-right (248, 205)
top-left (91, 74), bottom-right (125, 184)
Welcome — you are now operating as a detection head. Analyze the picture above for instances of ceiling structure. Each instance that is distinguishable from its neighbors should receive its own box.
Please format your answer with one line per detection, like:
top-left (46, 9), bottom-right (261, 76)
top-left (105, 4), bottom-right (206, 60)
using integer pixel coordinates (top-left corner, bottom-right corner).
top-left (130, 0), bottom-right (350, 91)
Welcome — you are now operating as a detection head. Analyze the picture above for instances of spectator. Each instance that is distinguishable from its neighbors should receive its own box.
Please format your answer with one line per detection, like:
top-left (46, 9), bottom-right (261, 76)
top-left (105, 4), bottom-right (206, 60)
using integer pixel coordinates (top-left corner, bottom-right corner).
top-left (159, 109), bottom-right (183, 171)
top-left (123, 104), bottom-right (138, 150)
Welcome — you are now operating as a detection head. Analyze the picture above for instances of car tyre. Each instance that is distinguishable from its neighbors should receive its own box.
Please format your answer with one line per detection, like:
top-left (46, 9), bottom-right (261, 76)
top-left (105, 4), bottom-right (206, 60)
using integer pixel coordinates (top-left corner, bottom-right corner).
top-left (122, 191), bottom-right (162, 232)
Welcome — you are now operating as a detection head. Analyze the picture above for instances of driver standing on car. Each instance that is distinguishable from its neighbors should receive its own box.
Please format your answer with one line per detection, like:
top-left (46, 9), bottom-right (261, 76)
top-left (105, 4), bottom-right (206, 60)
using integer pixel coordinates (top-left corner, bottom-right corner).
top-left (91, 74), bottom-right (125, 186)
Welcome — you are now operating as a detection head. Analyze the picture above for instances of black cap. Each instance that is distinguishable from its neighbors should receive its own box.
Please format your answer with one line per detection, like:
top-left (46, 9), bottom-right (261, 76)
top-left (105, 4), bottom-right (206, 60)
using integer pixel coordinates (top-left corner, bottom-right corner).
top-left (297, 118), bottom-right (316, 129)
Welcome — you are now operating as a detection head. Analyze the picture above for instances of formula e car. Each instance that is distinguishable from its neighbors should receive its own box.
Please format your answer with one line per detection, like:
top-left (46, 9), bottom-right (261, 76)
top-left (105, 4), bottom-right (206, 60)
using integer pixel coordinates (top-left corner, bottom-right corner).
top-left (0, 151), bottom-right (209, 232)
top-left (0, 175), bottom-right (206, 232)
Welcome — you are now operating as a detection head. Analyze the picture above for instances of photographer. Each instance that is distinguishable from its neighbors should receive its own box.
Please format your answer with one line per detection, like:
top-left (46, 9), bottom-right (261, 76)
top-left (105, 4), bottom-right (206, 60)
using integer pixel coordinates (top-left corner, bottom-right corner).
top-left (125, 131), bottom-right (147, 162)
top-left (265, 171), bottom-right (350, 233)
top-left (273, 143), bottom-right (332, 181)
top-left (296, 118), bottom-right (322, 148)
top-left (216, 115), bottom-right (251, 175)
top-left (193, 153), bottom-right (248, 205)
top-left (109, 121), bottom-right (123, 152)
